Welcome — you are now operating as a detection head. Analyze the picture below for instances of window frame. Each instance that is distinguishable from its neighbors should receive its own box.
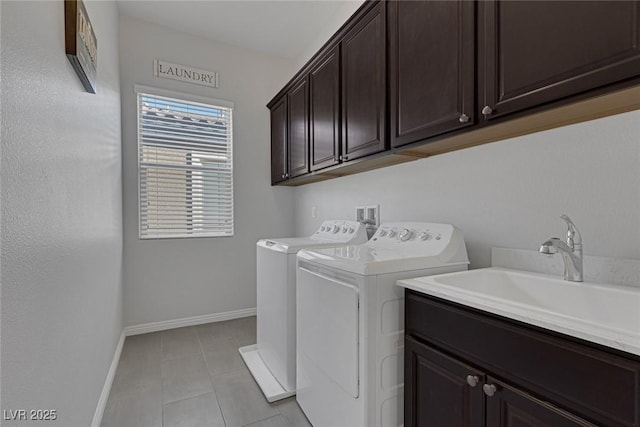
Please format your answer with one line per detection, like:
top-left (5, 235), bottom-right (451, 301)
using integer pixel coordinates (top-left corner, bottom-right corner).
top-left (135, 84), bottom-right (235, 240)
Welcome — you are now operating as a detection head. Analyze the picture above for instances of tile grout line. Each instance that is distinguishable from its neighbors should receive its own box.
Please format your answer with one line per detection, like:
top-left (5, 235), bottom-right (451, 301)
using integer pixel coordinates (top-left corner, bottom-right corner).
top-left (197, 327), bottom-right (229, 427)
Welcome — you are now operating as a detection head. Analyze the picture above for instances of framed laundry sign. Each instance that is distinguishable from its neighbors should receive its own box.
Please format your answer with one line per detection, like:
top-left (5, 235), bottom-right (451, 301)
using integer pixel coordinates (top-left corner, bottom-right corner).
top-left (154, 60), bottom-right (219, 89)
top-left (65, 0), bottom-right (97, 93)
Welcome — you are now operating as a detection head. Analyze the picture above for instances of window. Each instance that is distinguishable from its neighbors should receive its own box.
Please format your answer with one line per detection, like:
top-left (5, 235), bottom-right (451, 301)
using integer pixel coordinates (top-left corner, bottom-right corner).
top-left (137, 86), bottom-right (233, 239)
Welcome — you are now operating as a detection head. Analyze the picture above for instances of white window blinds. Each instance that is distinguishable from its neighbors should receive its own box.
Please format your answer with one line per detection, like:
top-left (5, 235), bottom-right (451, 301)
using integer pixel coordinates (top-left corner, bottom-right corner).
top-left (137, 88), bottom-right (233, 239)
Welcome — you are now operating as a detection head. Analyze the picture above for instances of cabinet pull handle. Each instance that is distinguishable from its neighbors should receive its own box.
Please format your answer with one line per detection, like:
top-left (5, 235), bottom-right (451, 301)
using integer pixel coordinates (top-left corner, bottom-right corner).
top-left (483, 383), bottom-right (497, 397)
top-left (482, 105), bottom-right (493, 116)
top-left (281, 174), bottom-right (285, 178)
top-left (466, 375), bottom-right (479, 387)
top-left (459, 114), bottom-right (470, 123)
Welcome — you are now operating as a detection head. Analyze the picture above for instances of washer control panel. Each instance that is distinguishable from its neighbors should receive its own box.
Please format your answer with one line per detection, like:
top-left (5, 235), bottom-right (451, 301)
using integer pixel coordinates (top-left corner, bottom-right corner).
top-left (314, 220), bottom-right (364, 242)
top-left (370, 222), bottom-right (451, 249)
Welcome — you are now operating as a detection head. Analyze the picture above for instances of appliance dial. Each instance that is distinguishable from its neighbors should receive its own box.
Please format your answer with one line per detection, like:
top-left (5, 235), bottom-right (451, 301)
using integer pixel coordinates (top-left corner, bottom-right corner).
top-left (399, 228), bottom-right (414, 242)
top-left (388, 229), bottom-right (397, 237)
top-left (379, 229), bottom-right (388, 237)
top-left (332, 225), bottom-right (340, 233)
top-left (348, 227), bottom-right (354, 234)
top-left (418, 231), bottom-right (430, 241)
top-left (321, 226), bottom-right (327, 232)
top-left (435, 234), bottom-right (442, 240)
top-left (342, 226), bottom-right (348, 233)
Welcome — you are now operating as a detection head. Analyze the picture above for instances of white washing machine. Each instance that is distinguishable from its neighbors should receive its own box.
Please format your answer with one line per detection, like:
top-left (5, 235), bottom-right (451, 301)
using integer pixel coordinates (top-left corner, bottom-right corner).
top-left (296, 222), bottom-right (469, 427)
top-left (240, 220), bottom-right (367, 403)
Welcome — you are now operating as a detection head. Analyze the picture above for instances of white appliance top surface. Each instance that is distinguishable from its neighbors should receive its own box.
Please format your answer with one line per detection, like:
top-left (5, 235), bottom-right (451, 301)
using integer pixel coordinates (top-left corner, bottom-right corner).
top-left (257, 220), bottom-right (367, 254)
top-left (297, 222), bottom-right (469, 275)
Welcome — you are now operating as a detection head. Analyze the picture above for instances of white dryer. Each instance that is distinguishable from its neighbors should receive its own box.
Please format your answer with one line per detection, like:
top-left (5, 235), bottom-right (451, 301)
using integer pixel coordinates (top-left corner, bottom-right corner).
top-left (296, 222), bottom-right (469, 427)
top-left (240, 220), bottom-right (367, 403)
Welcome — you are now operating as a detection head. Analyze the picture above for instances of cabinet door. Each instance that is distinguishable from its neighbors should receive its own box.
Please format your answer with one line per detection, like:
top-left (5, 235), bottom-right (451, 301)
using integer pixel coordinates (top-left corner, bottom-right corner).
top-left (341, 2), bottom-right (386, 161)
top-left (389, 1), bottom-right (475, 148)
top-left (288, 77), bottom-right (309, 178)
top-left (270, 96), bottom-right (287, 184)
top-left (310, 47), bottom-right (340, 171)
top-left (405, 336), bottom-right (484, 427)
top-left (485, 378), bottom-right (597, 427)
top-left (481, 1), bottom-right (640, 120)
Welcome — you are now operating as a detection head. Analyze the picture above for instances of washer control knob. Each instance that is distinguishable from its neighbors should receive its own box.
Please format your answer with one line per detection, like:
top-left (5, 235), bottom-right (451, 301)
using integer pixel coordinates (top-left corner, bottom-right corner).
top-left (342, 226), bottom-right (348, 233)
top-left (435, 234), bottom-right (442, 240)
top-left (388, 229), bottom-right (397, 238)
top-left (399, 228), bottom-right (414, 242)
top-left (332, 225), bottom-right (340, 233)
top-left (348, 227), bottom-right (355, 234)
top-left (418, 232), bottom-right (430, 241)
top-left (379, 229), bottom-right (388, 237)
top-left (322, 226), bottom-right (327, 232)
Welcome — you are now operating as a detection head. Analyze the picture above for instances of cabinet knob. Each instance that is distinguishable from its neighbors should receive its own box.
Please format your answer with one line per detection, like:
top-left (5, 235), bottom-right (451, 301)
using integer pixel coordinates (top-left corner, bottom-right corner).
top-left (482, 105), bottom-right (493, 116)
top-left (459, 114), bottom-right (470, 123)
top-left (281, 173), bottom-right (286, 178)
top-left (466, 375), bottom-right (479, 387)
top-left (483, 383), bottom-right (497, 397)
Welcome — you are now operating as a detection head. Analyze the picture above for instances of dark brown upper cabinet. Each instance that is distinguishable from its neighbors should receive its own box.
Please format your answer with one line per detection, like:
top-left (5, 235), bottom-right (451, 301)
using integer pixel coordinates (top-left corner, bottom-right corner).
top-left (287, 76), bottom-right (310, 178)
top-left (389, 1), bottom-right (476, 148)
top-left (310, 46), bottom-right (341, 171)
top-left (269, 96), bottom-right (288, 185)
top-left (480, 0), bottom-right (640, 121)
top-left (341, 1), bottom-right (386, 162)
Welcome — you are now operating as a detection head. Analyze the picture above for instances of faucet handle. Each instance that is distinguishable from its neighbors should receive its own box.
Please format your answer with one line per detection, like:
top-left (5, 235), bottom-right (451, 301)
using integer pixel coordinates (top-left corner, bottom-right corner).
top-left (560, 214), bottom-right (581, 248)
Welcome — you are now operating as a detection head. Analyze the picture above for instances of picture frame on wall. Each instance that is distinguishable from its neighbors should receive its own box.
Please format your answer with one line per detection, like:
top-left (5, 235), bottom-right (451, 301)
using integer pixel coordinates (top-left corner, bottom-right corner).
top-left (64, 0), bottom-right (97, 93)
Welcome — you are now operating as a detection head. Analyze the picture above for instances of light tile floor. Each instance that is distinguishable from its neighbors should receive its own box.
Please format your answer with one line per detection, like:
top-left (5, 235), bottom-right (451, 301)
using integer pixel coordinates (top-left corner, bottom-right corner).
top-left (101, 317), bottom-right (312, 427)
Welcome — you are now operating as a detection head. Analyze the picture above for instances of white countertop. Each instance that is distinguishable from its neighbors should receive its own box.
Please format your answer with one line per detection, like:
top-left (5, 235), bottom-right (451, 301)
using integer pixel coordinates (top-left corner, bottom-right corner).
top-left (398, 267), bottom-right (640, 357)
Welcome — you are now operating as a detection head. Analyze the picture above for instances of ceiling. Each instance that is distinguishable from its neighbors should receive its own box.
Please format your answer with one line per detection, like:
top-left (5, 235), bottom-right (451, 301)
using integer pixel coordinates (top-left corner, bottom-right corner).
top-left (116, 1), bottom-right (358, 60)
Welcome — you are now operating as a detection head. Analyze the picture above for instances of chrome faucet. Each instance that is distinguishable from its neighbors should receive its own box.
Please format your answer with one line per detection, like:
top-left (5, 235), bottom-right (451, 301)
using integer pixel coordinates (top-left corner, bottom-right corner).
top-left (539, 214), bottom-right (583, 282)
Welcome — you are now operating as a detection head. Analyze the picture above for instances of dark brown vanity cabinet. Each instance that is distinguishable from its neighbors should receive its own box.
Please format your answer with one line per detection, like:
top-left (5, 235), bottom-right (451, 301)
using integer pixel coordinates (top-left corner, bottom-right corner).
top-left (480, 0), bottom-right (640, 121)
top-left (341, 1), bottom-right (386, 161)
top-left (269, 96), bottom-right (288, 185)
top-left (310, 47), bottom-right (341, 171)
top-left (389, 1), bottom-right (476, 148)
top-left (405, 336), bottom-right (484, 427)
top-left (405, 290), bottom-right (640, 427)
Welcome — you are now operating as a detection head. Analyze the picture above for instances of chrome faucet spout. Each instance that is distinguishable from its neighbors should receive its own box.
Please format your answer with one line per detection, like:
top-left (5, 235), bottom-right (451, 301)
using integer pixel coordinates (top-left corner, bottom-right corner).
top-left (539, 216), bottom-right (583, 282)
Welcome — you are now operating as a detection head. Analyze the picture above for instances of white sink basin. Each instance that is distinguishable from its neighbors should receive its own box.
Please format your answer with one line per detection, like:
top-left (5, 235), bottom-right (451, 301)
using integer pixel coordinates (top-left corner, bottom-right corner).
top-left (397, 267), bottom-right (640, 356)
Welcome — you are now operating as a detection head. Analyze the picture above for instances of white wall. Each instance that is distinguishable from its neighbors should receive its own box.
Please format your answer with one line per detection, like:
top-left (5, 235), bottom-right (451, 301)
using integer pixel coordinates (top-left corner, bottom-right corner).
top-left (294, 110), bottom-right (640, 266)
top-left (1, 1), bottom-right (123, 426)
top-left (289, 0), bottom-right (363, 72)
top-left (119, 16), bottom-right (295, 327)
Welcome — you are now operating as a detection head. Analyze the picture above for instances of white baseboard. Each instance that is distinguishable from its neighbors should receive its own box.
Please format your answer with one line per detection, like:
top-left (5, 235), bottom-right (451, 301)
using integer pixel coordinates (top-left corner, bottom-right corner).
top-left (91, 331), bottom-right (125, 427)
top-left (123, 307), bottom-right (257, 336)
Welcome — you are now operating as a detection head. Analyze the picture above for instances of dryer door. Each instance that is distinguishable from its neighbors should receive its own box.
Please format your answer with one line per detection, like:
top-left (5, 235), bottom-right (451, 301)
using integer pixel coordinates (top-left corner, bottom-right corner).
top-left (298, 266), bottom-right (359, 398)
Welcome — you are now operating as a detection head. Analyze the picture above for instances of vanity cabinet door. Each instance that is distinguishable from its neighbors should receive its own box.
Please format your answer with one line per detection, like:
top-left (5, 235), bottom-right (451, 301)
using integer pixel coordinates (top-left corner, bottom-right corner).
top-left (341, 1), bottom-right (386, 162)
top-left (389, 0), bottom-right (475, 148)
top-left (481, 0), bottom-right (640, 120)
top-left (405, 336), bottom-right (484, 427)
top-left (485, 378), bottom-right (596, 427)
top-left (270, 96), bottom-right (288, 184)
